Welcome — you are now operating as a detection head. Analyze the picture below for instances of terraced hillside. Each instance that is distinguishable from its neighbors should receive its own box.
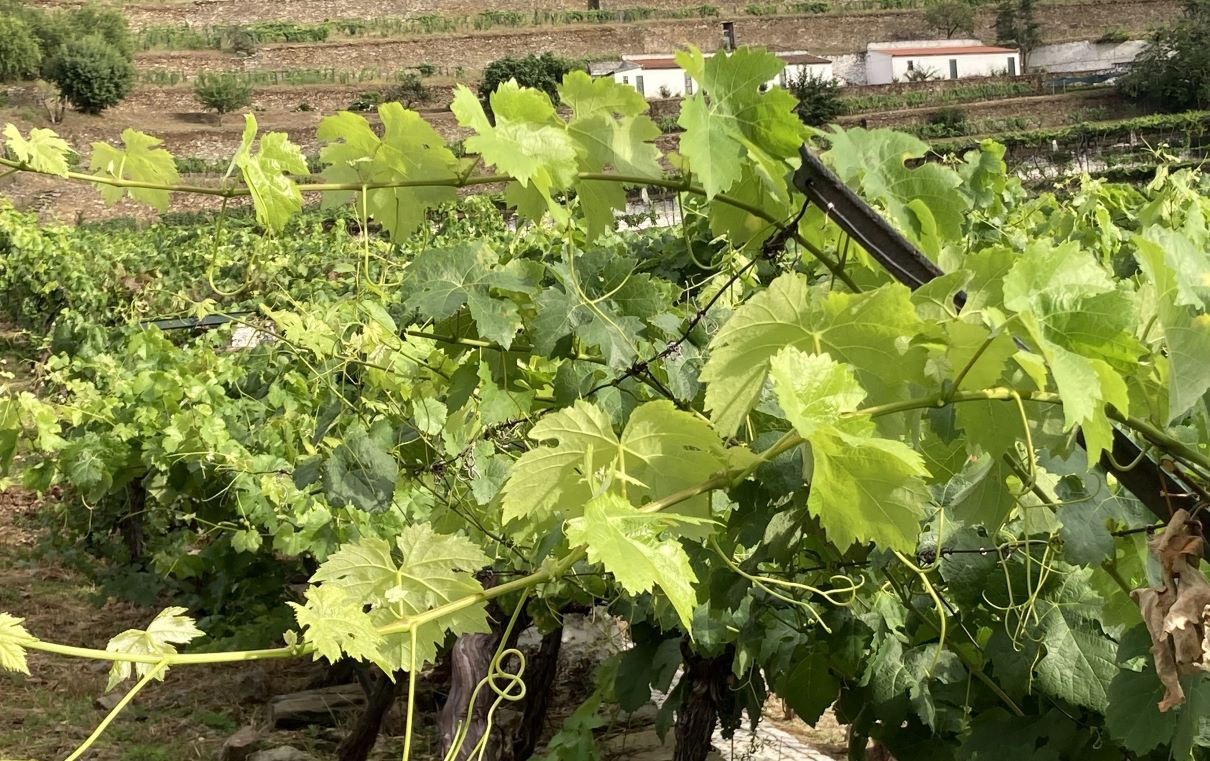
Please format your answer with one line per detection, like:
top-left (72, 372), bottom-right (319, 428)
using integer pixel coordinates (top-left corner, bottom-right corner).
top-left (0, 0), bottom-right (1181, 222)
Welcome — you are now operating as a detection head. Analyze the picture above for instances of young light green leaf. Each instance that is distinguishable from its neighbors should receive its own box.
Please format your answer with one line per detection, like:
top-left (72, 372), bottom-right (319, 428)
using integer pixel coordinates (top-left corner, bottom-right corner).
top-left (1003, 240), bottom-right (1143, 461)
top-left (289, 585), bottom-right (387, 670)
top-left (565, 493), bottom-right (699, 629)
top-left (234, 114), bottom-right (308, 231)
top-left (821, 127), bottom-right (970, 256)
top-left (89, 129), bottom-right (180, 211)
top-left (702, 273), bottom-right (923, 437)
top-left (452, 82), bottom-right (578, 220)
top-left (105, 607), bottom-right (203, 691)
top-left (306, 525), bottom-right (491, 670)
top-left (501, 400), bottom-right (728, 525)
top-left (769, 348), bottom-right (866, 437)
top-left (318, 104), bottom-right (459, 239)
top-left (3, 124), bottom-right (72, 177)
top-left (1135, 231), bottom-right (1210, 421)
top-left (0, 613), bottom-right (33, 675)
top-left (809, 424), bottom-right (930, 553)
top-left (675, 46), bottom-right (805, 200)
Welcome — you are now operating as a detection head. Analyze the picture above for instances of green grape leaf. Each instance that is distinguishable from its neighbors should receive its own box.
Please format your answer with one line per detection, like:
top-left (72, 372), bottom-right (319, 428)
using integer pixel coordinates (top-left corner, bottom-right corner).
top-left (307, 525), bottom-right (491, 670)
top-left (402, 242), bottom-right (538, 348)
top-left (566, 493), bottom-right (699, 629)
top-left (768, 348), bottom-right (865, 437)
top-left (777, 651), bottom-right (839, 724)
top-left (675, 46), bottom-right (805, 200)
top-left (1135, 231), bottom-right (1210, 422)
top-left (318, 104), bottom-right (459, 239)
top-left (822, 127), bottom-right (970, 256)
top-left (3, 124), bottom-right (71, 177)
top-left (0, 613), bottom-right (33, 675)
top-left (501, 400), bottom-right (728, 525)
top-left (105, 607), bottom-right (203, 691)
top-left (1033, 573), bottom-right (1116, 712)
top-left (769, 343), bottom-right (929, 551)
top-left (559, 71), bottom-right (662, 240)
top-left (809, 425), bottom-right (929, 553)
top-left (306, 537), bottom-right (398, 602)
top-left (1003, 241), bottom-right (1143, 463)
top-left (323, 427), bottom-right (399, 513)
top-left (948, 456), bottom-right (1016, 532)
top-left (702, 272), bottom-right (923, 437)
top-left (1049, 453), bottom-right (1152, 566)
top-left (233, 114), bottom-right (308, 231)
top-left (289, 585), bottom-right (388, 670)
top-left (452, 82), bottom-right (578, 219)
top-left (89, 129), bottom-right (180, 211)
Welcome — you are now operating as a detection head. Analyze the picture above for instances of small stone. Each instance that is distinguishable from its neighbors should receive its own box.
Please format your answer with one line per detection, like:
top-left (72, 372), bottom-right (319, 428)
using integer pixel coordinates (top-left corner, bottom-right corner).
top-left (268, 685), bottom-right (365, 728)
top-left (248, 747), bottom-right (316, 761)
top-left (235, 668), bottom-right (272, 704)
top-left (221, 726), bottom-right (260, 761)
top-left (92, 693), bottom-right (123, 711)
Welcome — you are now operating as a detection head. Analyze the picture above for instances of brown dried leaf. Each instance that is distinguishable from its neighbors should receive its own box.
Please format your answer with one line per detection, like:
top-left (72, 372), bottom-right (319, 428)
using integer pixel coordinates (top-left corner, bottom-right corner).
top-left (1150, 509), bottom-right (1201, 584)
top-left (1132, 585), bottom-right (1185, 711)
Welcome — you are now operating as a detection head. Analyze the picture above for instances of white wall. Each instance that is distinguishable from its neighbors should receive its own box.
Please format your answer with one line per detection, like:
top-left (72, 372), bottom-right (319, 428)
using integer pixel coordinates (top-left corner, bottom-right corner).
top-left (613, 60), bottom-right (833, 99)
top-left (613, 67), bottom-right (695, 98)
top-left (830, 53), bottom-right (867, 85)
top-left (869, 51), bottom-right (1020, 84)
top-left (1028, 40), bottom-right (1148, 72)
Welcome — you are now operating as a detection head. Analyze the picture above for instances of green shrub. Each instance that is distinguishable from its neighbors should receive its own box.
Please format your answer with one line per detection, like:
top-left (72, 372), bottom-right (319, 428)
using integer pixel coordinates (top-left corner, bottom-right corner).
top-left (0, 16), bottom-right (42, 82)
top-left (49, 35), bottom-right (134, 114)
top-left (416, 63), bottom-right (437, 76)
top-left (387, 71), bottom-right (431, 108)
top-left (478, 53), bottom-right (581, 103)
top-left (787, 71), bottom-right (843, 127)
top-left (1098, 26), bottom-right (1130, 44)
top-left (193, 72), bottom-right (252, 123)
top-left (744, 3), bottom-right (779, 15)
top-left (788, 1), bottom-right (830, 12)
top-left (926, 107), bottom-right (970, 136)
top-left (1120, 0), bottom-right (1210, 111)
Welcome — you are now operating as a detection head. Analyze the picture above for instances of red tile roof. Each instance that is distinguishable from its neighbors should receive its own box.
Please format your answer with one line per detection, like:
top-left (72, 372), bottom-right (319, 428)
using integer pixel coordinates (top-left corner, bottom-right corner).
top-left (871, 45), bottom-right (1018, 57)
top-left (622, 51), bottom-right (831, 70)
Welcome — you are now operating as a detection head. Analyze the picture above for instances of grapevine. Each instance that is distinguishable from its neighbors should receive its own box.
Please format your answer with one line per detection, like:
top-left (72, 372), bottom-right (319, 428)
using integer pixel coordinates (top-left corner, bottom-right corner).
top-left (1, 45), bottom-right (1210, 761)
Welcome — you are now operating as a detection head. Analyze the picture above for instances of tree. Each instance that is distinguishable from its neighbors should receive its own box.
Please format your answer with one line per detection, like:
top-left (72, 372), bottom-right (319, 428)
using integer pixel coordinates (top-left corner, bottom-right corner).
top-left (0, 16), bottom-right (42, 82)
top-left (925, 1), bottom-right (976, 39)
top-left (786, 71), bottom-right (843, 126)
top-left (48, 35), bottom-right (134, 115)
top-left (1119, 0), bottom-right (1210, 111)
top-left (193, 72), bottom-right (252, 124)
top-left (995, 0), bottom-right (1041, 69)
top-left (478, 53), bottom-right (581, 103)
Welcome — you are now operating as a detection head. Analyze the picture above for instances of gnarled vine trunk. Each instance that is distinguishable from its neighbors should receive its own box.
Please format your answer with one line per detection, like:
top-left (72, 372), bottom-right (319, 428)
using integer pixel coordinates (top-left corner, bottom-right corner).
top-left (674, 644), bottom-right (735, 761)
top-left (338, 668), bottom-right (402, 761)
top-left (505, 627), bottom-right (563, 761)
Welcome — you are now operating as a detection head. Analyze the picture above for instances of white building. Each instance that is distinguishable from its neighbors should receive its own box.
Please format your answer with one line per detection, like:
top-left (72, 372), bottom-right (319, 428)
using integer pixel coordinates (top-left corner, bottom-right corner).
top-left (865, 40), bottom-right (1021, 85)
top-left (610, 51), bottom-right (833, 99)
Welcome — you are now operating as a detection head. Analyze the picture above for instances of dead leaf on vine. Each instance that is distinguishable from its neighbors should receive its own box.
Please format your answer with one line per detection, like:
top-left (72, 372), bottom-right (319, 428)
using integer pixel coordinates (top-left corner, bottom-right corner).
top-left (1132, 509), bottom-right (1210, 712)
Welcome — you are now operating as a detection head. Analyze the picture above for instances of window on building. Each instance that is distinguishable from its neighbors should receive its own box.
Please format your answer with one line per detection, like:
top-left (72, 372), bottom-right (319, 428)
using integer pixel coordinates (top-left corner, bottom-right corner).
top-left (906, 60), bottom-right (915, 71)
top-left (622, 76), bottom-right (629, 85)
top-left (636, 75), bottom-right (645, 96)
top-left (1007, 56), bottom-right (1017, 76)
top-left (684, 72), bottom-right (693, 95)
top-left (779, 70), bottom-right (788, 87)
top-left (949, 58), bottom-right (959, 79)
